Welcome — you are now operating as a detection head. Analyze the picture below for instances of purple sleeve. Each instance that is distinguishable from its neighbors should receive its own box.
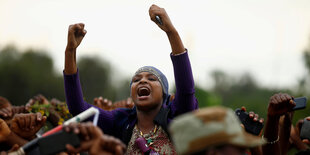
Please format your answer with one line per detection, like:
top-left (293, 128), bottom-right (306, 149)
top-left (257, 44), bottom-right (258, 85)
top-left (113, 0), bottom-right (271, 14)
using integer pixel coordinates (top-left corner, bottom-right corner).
top-left (63, 70), bottom-right (116, 134)
top-left (170, 51), bottom-right (198, 116)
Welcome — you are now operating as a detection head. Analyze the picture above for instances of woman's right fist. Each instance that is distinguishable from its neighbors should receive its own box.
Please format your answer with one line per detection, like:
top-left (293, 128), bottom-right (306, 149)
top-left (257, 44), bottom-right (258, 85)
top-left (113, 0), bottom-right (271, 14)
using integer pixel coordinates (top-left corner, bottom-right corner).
top-left (66, 23), bottom-right (87, 51)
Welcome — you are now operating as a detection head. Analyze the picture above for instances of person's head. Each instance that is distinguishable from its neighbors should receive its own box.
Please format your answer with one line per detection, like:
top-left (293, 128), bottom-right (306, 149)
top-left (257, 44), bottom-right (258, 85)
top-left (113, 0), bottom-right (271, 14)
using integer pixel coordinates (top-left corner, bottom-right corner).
top-left (130, 66), bottom-right (169, 111)
top-left (169, 106), bottom-right (265, 155)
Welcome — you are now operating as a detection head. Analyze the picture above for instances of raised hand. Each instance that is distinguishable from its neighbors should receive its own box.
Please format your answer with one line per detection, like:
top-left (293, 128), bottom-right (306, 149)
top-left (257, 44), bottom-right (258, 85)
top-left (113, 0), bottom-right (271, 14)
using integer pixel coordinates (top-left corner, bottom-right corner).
top-left (10, 112), bottom-right (46, 140)
top-left (267, 93), bottom-right (296, 117)
top-left (241, 106), bottom-right (264, 124)
top-left (66, 23), bottom-right (87, 51)
top-left (65, 23), bottom-right (86, 74)
top-left (64, 122), bottom-right (126, 155)
top-left (149, 4), bottom-right (175, 33)
top-left (93, 97), bottom-right (113, 110)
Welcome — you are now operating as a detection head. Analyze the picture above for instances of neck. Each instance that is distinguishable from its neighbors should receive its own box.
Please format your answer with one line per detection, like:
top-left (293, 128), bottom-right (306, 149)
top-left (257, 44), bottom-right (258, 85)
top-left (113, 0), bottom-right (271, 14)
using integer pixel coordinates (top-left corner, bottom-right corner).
top-left (136, 104), bottom-right (162, 134)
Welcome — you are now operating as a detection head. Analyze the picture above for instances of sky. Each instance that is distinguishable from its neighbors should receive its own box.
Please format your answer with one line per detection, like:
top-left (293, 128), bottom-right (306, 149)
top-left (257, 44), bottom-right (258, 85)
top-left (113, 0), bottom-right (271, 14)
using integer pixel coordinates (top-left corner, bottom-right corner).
top-left (1, 0), bottom-right (310, 90)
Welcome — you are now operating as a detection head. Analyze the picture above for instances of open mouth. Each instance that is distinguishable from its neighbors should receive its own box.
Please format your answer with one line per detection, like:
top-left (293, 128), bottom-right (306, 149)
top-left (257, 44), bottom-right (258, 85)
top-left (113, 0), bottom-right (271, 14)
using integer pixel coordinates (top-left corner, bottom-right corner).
top-left (138, 87), bottom-right (151, 97)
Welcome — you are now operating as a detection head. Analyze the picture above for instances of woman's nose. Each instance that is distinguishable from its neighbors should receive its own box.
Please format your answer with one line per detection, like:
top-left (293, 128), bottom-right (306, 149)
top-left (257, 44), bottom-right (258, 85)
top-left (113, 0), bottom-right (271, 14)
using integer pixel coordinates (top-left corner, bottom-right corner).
top-left (139, 77), bottom-right (148, 84)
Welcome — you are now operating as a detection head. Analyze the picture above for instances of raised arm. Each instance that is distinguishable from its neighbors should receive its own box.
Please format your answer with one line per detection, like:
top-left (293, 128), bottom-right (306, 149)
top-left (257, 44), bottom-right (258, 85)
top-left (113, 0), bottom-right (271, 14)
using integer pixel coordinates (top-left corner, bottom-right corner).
top-left (262, 93), bottom-right (296, 155)
top-left (63, 23), bottom-right (116, 135)
top-left (149, 5), bottom-right (197, 115)
top-left (64, 23), bottom-right (86, 74)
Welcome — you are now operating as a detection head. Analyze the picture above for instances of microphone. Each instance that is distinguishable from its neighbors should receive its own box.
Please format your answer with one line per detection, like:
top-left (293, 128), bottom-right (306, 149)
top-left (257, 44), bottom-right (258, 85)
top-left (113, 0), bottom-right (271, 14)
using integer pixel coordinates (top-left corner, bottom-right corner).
top-left (42, 107), bottom-right (99, 137)
top-left (135, 137), bottom-right (159, 155)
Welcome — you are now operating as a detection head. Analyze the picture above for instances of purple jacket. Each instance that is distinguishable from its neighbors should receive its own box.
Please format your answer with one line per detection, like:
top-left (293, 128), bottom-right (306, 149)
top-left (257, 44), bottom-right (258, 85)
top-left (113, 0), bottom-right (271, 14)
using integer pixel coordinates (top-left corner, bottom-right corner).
top-left (63, 52), bottom-right (198, 144)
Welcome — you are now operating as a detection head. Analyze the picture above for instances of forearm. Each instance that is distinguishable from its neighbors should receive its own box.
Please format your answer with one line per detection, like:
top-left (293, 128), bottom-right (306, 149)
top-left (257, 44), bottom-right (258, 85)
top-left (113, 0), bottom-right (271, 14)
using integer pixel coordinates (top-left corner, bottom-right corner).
top-left (171, 52), bottom-right (197, 114)
top-left (166, 30), bottom-right (185, 55)
top-left (64, 48), bottom-right (77, 75)
top-left (262, 116), bottom-right (281, 155)
top-left (279, 114), bottom-right (292, 154)
top-left (63, 71), bottom-right (91, 116)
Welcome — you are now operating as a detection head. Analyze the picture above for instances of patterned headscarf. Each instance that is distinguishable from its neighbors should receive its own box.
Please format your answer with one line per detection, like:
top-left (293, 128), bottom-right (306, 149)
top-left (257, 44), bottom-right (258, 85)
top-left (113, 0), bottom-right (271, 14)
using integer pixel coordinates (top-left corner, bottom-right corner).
top-left (130, 66), bottom-right (169, 105)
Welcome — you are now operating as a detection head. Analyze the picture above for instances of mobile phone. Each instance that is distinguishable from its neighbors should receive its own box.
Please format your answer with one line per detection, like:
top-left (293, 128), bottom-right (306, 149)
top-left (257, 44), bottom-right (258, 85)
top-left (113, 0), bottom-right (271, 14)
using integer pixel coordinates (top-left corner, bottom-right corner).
top-left (300, 118), bottom-right (310, 140)
top-left (38, 130), bottom-right (80, 155)
top-left (155, 16), bottom-right (163, 25)
top-left (235, 108), bottom-right (264, 135)
top-left (293, 97), bottom-right (307, 110)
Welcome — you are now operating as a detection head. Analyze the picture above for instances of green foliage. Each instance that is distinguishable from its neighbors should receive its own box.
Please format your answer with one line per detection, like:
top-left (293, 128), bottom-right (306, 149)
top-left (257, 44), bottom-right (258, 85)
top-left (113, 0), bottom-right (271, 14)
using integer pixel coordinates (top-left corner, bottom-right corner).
top-left (195, 86), bottom-right (221, 108)
top-left (78, 56), bottom-right (116, 102)
top-left (0, 45), bottom-right (64, 105)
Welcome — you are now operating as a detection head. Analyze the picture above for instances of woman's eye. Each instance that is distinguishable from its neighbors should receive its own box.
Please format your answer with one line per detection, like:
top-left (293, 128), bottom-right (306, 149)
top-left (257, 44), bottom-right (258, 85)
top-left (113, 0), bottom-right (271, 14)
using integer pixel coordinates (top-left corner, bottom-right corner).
top-left (148, 77), bottom-right (156, 81)
top-left (132, 78), bottom-right (140, 82)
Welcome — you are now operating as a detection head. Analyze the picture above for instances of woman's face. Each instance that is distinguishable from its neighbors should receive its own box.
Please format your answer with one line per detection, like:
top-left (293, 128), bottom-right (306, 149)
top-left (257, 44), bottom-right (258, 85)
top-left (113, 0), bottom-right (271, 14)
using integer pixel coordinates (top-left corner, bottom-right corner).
top-left (131, 72), bottom-right (163, 111)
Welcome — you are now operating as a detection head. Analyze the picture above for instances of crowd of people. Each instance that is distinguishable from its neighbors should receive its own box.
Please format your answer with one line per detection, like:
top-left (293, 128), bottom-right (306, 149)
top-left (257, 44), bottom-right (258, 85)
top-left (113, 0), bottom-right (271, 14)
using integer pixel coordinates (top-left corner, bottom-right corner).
top-left (0, 4), bottom-right (310, 155)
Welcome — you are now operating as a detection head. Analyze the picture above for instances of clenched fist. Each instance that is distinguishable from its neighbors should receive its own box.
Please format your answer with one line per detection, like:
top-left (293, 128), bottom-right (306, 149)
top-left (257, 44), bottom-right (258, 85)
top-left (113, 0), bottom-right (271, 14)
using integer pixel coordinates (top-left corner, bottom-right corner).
top-left (149, 4), bottom-right (176, 33)
top-left (66, 23), bottom-right (87, 51)
top-left (10, 112), bottom-right (46, 140)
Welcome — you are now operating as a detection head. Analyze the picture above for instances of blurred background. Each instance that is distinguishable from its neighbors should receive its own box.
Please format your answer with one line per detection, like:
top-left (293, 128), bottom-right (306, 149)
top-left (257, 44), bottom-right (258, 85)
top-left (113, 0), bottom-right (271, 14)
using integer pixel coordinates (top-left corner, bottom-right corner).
top-left (0, 0), bottom-right (310, 147)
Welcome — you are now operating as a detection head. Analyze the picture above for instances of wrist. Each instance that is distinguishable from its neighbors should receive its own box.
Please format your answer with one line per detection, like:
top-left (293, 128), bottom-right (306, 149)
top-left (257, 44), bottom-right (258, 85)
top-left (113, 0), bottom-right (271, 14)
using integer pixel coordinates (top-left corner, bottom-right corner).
top-left (65, 46), bottom-right (77, 53)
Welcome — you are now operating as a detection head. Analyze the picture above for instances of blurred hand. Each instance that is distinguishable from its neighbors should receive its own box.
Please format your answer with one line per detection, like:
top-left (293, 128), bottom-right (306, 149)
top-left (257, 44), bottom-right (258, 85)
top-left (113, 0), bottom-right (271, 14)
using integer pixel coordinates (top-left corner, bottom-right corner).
top-left (64, 122), bottom-right (126, 155)
top-left (241, 106), bottom-right (264, 123)
top-left (10, 112), bottom-right (46, 140)
top-left (66, 23), bottom-right (87, 51)
top-left (93, 97), bottom-right (112, 110)
top-left (113, 97), bottom-right (134, 109)
top-left (0, 118), bottom-right (11, 142)
top-left (267, 93), bottom-right (296, 117)
top-left (149, 4), bottom-right (175, 33)
top-left (0, 144), bottom-right (21, 155)
top-left (11, 106), bottom-right (27, 115)
top-left (240, 106), bottom-right (264, 136)
top-left (25, 94), bottom-right (49, 111)
top-left (0, 106), bottom-right (13, 119)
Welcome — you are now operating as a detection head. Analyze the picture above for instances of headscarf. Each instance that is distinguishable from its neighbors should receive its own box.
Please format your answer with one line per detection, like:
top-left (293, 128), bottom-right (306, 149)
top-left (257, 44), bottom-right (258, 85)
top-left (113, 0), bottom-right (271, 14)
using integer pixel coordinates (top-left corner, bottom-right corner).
top-left (130, 66), bottom-right (169, 105)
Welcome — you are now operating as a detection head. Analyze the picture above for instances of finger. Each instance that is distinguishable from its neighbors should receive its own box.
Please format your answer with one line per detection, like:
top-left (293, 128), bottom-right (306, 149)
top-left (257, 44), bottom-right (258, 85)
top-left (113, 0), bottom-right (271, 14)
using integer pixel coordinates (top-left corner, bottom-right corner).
top-left (302, 139), bottom-right (310, 145)
top-left (64, 125), bottom-right (71, 133)
top-left (115, 145), bottom-right (125, 155)
top-left (289, 100), bottom-right (296, 109)
top-left (79, 124), bottom-right (90, 141)
top-left (280, 93), bottom-right (288, 102)
top-left (3, 108), bottom-right (12, 117)
top-left (283, 93), bottom-right (292, 101)
top-left (253, 114), bottom-right (259, 121)
top-left (18, 115), bottom-right (26, 129)
top-left (240, 124), bottom-right (245, 129)
top-left (30, 114), bottom-right (36, 129)
top-left (24, 115), bottom-right (31, 130)
top-left (275, 94), bottom-right (282, 103)
top-left (65, 144), bottom-right (80, 154)
top-left (10, 144), bottom-right (20, 152)
top-left (36, 112), bottom-right (42, 121)
top-left (0, 110), bottom-right (8, 117)
top-left (249, 111), bottom-right (254, 118)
